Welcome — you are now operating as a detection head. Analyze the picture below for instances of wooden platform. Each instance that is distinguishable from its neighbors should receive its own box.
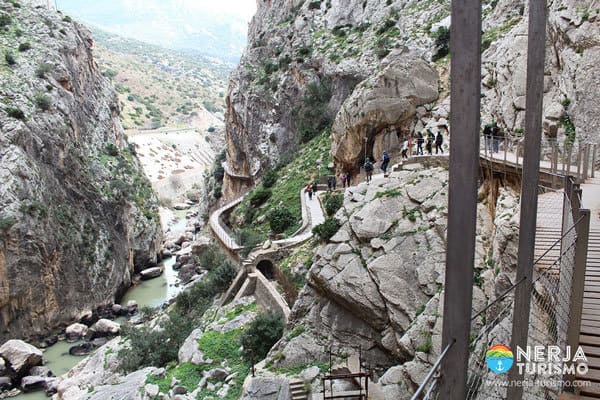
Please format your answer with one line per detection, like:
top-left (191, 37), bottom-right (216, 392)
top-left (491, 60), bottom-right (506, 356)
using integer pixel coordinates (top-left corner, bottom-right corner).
top-left (575, 230), bottom-right (600, 398)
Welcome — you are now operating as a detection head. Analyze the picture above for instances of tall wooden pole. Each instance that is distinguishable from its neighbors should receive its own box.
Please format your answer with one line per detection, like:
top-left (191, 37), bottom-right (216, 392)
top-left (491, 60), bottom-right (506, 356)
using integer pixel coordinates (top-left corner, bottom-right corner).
top-left (507, 1), bottom-right (547, 398)
top-left (439, 0), bottom-right (482, 397)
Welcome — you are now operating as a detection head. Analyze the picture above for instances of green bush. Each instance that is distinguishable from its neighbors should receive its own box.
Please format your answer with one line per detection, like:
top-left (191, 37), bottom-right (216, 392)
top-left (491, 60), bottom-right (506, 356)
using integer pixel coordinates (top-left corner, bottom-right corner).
top-left (213, 164), bottom-right (225, 181)
top-left (105, 143), bottom-right (119, 156)
top-left (35, 63), bottom-right (53, 79)
top-left (34, 93), bottom-right (51, 111)
top-left (118, 311), bottom-right (193, 372)
top-left (431, 26), bottom-right (450, 61)
top-left (213, 184), bottom-right (222, 200)
top-left (6, 107), bottom-right (24, 120)
top-left (18, 42), bottom-right (31, 52)
top-left (62, 15), bottom-right (72, 22)
top-left (4, 52), bottom-right (15, 66)
top-left (268, 206), bottom-right (295, 234)
top-left (249, 187), bottom-right (272, 207)
top-left (323, 192), bottom-right (344, 217)
top-left (295, 79), bottom-right (332, 142)
top-left (0, 14), bottom-right (11, 28)
top-left (312, 217), bottom-right (341, 242)
top-left (261, 168), bottom-right (278, 188)
top-left (207, 126), bottom-right (216, 133)
top-left (195, 246), bottom-right (228, 271)
top-left (238, 229), bottom-right (264, 258)
top-left (240, 312), bottom-right (284, 361)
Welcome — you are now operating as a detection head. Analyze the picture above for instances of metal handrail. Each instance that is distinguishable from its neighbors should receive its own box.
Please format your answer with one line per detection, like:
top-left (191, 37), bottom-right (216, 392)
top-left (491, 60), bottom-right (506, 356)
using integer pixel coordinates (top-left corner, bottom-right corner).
top-left (409, 341), bottom-right (455, 400)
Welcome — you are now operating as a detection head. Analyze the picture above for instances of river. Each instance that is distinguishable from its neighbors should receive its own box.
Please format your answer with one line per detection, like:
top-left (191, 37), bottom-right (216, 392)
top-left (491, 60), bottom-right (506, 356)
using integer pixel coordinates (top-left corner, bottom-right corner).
top-left (14, 212), bottom-right (188, 399)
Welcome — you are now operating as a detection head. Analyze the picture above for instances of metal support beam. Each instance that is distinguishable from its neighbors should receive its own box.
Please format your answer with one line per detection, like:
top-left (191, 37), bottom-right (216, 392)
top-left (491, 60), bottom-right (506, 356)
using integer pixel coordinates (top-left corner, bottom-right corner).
top-left (439, 0), bottom-right (482, 398)
top-left (507, 1), bottom-right (547, 398)
top-left (565, 207), bottom-right (590, 388)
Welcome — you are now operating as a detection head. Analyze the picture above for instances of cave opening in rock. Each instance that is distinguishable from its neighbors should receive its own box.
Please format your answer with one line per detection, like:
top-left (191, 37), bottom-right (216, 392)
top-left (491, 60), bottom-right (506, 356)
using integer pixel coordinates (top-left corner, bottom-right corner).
top-left (256, 259), bottom-right (275, 280)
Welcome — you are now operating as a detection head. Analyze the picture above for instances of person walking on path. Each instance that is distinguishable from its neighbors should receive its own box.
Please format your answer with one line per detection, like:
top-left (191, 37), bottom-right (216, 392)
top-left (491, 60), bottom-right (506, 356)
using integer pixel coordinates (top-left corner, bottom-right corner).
top-left (364, 158), bottom-right (374, 182)
top-left (341, 173), bottom-right (347, 188)
top-left (417, 132), bottom-right (424, 155)
top-left (483, 123), bottom-right (492, 152)
top-left (346, 171), bottom-right (352, 186)
top-left (435, 131), bottom-right (444, 154)
top-left (426, 129), bottom-right (435, 155)
top-left (492, 121), bottom-right (500, 153)
top-left (306, 184), bottom-right (313, 200)
top-left (381, 151), bottom-right (391, 174)
top-left (401, 139), bottom-right (409, 159)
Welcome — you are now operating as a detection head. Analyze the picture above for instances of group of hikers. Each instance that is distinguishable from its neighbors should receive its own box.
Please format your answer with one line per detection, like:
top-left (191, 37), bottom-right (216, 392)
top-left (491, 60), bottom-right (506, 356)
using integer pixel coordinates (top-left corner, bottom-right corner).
top-left (483, 121), bottom-right (503, 153)
top-left (306, 128), bottom-right (447, 190)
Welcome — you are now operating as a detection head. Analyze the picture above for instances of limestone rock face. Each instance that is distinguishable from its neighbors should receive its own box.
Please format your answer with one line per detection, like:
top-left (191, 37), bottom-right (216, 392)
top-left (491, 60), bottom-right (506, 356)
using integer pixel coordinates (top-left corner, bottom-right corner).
top-left (331, 58), bottom-right (439, 173)
top-left (0, 340), bottom-right (43, 375)
top-left (0, 3), bottom-right (161, 340)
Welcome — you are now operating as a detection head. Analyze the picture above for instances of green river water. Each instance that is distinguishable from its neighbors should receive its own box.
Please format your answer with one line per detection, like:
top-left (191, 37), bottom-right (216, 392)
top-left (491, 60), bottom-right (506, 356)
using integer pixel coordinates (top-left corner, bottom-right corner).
top-left (15, 213), bottom-right (188, 399)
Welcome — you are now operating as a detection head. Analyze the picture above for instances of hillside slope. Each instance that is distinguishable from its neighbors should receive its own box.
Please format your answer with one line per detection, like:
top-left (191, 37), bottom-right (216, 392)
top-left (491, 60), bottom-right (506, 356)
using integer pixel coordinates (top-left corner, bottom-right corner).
top-left (0, 1), bottom-right (161, 340)
top-left (223, 0), bottom-right (599, 198)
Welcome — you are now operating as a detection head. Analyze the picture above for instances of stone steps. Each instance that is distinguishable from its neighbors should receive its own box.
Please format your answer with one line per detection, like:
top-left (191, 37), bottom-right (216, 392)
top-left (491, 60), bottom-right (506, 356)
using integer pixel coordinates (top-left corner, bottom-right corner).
top-left (290, 380), bottom-right (308, 400)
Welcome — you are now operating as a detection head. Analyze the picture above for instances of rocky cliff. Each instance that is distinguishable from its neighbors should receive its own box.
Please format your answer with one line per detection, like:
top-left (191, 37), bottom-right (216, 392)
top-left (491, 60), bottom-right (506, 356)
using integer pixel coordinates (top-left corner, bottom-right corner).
top-left (0, 2), bottom-right (161, 341)
top-left (224, 0), bottom-right (599, 198)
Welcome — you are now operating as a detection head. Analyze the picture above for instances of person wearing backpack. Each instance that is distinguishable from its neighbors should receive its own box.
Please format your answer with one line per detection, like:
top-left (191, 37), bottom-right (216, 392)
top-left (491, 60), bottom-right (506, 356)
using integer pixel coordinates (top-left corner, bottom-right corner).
top-left (435, 131), bottom-right (444, 154)
top-left (381, 151), bottom-right (391, 174)
top-left (364, 158), bottom-right (374, 182)
top-left (401, 139), bottom-right (409, 159)
top-left (426, 129), bottom-right (435, 155)
top-left (417, 132), bottom-right (425, 155)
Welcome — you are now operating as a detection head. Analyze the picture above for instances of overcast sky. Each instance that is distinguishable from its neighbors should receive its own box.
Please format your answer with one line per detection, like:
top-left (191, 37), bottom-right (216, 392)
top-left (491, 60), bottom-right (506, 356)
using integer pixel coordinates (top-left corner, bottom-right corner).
top-left (56, 0), bottom-right (257, 60)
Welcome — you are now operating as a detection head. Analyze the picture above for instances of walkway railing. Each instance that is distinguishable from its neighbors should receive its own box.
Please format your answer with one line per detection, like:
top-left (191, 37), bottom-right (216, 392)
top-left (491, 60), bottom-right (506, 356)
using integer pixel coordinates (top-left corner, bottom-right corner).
top-left (480, 136), bottom-right (597, 183)
top-left (413, 176), bottom-right (590, 399)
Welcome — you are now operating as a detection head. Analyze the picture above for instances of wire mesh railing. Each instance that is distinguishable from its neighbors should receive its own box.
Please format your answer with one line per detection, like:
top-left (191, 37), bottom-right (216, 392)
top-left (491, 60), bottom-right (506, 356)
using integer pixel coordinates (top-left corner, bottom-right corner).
top-left (412, 176), bottom-right (589, 399)
top-left (480, 135), bottom-right (597, 182)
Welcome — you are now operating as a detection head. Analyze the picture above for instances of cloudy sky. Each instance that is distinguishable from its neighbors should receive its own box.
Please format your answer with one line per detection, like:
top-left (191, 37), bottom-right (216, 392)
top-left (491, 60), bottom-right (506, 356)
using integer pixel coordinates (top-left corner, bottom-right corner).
top-left (56, 0), bottom-right (257, 61)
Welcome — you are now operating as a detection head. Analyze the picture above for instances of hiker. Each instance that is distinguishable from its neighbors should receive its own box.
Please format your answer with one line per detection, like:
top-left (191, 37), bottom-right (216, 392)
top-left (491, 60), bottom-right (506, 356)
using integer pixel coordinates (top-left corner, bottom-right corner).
top-left (426, 129), bottom-right (435, 155)
top-left (381, 151), bottom-right (391, 174)
top-left (346, 171), bottom-right (352, 186)
top-left (435, 131), bottom-right (444, 154)
top-left (401, 139), bottom-right (409, 159)
top-left (417, 132), bottom-right (424, 155)
top-left (306, 184), bottom-right (313, 200)
top-left (341, 173), bottom-right (347, 188)
top-left (364, 158), bottom-right (374, 182)
top-left (483, 123), bottom-right (492, 152)
top-left (327, 176), bottom-right (333, 191)
top-left (492, 121), bottom-right (500, 153)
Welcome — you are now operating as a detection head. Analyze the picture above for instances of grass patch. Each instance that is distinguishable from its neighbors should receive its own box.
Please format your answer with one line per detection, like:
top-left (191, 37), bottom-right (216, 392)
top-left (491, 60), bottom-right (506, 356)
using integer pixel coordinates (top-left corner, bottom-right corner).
top-left (268, 361), bottom-right (330, 376)
top-left (232, 131), bottom-right (332, 237)
top-left (374, 188), bottom-right (402, 199)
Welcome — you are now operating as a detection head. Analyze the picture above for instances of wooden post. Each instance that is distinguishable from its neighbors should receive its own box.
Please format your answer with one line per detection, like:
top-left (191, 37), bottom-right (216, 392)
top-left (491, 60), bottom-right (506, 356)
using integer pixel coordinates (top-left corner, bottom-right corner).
top-left (577, 143), bottom-right (582, 181)
top-left (504, 136), bottom-right (508, 164)
top-left (583, 144), bottom-right (590, 181)
top-left (567, 145), bottom-right (573, 176)
top-left (564, 200), bottom-right (590, 387)
top-left (592, 144), bottom-right (597, 178)
top-left (439, 0), bottom-right (481, 398)
top-left (507, 0), bottom-right (547, 398)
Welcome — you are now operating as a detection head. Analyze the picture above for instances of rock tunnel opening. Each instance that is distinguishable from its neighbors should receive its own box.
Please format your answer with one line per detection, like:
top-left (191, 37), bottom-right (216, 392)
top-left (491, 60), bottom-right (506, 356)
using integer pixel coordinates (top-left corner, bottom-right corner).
top-left (256, 259), bottom-right (275, 280)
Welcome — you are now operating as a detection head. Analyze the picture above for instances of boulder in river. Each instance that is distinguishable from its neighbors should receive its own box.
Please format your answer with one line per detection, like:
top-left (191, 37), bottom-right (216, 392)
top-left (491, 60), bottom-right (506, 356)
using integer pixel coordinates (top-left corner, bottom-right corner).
top-left (29, 366), bottom-right (54, 377)
top-left (91, 319), bottom-right (121, 336)
top-left (0, 340), bottom-right (43, 375)
top-left (0, 357), bottom-right (6, 376)
top-left (69, 342), bottom-right (94, 356)
top-left (126, 300), bottom-right (138, 313)
top-left (0, 376), bottom-right (12, 390)
top-left (21, 375), bottom-right (55, 392)
top-left (140, 266), bottom-right (163, 280)
top-left (65, 323), bottom-right (89, 341)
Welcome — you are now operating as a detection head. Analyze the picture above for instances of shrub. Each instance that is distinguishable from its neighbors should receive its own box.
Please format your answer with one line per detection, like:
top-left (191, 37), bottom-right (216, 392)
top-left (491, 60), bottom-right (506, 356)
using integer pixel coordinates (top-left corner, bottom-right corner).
top-left (207, 126), bottom-right (216, 133)
top-left (18, 42), bottom-right (31, 52)
top-left (238, 229), bottom-right (264, 258)
top-left (312, 217), bottom-right (341, 242)
top-left (4, 52), bottom-right (15, 66)
top-left (239, 312), bottom-right (284, 361)
top-left (323, 192), bottom-right (343, 217)
top-left (195, 246), bottom-right (228, 271)
top-left (63, 16), bottom-right (72, 22)
top-left (249, 187), bottom-right (272, 208)
top-left (261, 168), bottom-right (278, 188)
top-left (431, 26), bottom-right (450, 61)
top-left (118, 311), bottom-right (193, 372)
top-left (295, 79), bottom-right (332, 142)
top-left (6, 107), bottom-right (24, 120)
top-left (105, 143), bottom-right (119, 156)
top-left (213, 184), bottom-right (222, 200)
top-left (0, 14), bottom-right (11, 28)
top-left (268, 206), bottom-right (295, 234)
top-left (35, 63), bottom-right (53, 78)
top-left (308, 0), bottom-right (322, 10)
top-left (212, 164), bottom-right (225, 181)
top-left (34, 93), bottom-right (51, 111)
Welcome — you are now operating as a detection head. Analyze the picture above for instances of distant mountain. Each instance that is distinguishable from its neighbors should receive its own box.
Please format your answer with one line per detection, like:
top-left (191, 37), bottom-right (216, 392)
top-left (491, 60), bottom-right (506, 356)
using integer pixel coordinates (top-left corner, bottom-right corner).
top-left (56, 0), bottom-right (255, 63)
